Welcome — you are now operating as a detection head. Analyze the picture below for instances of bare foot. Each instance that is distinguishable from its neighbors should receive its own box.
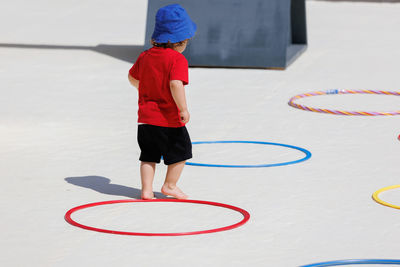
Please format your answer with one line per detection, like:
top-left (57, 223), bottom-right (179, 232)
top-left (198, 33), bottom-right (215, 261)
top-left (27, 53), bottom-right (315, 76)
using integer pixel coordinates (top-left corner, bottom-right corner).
top-left (161, 184), bottom-right (188, 199)
top-left (141, 190), bottom-right (155, 200)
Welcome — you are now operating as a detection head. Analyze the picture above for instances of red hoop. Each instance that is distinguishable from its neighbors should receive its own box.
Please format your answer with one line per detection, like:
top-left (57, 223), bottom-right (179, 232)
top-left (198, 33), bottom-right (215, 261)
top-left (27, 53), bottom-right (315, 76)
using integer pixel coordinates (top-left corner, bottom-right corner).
top-left (65, 199), bottom-right (250, 236)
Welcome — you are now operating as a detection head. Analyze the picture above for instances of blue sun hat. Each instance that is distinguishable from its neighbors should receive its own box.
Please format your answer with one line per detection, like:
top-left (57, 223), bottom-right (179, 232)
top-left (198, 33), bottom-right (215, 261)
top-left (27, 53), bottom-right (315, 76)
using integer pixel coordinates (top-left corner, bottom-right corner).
top-left (151, 4), bottom-right (197, 43)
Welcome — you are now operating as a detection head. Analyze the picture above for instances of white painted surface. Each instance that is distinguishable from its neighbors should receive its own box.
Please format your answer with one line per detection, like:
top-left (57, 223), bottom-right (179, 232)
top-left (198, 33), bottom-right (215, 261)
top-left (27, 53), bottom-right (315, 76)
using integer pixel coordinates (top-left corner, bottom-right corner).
top-left (0, 1), bottom-right (399, 266)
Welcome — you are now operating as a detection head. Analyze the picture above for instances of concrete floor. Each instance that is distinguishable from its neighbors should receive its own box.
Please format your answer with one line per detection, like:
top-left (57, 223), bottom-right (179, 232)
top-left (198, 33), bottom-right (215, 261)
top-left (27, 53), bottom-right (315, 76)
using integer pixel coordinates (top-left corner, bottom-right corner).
top-left (1, 1), bottom-right (399, 266)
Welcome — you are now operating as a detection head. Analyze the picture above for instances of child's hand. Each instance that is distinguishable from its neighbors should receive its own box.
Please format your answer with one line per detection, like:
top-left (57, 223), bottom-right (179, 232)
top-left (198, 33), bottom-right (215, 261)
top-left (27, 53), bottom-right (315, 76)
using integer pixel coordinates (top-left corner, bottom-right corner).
top-left (170, 80), bottom-right (189, 123)
top-left (180, 109), bottom-right (190, 124)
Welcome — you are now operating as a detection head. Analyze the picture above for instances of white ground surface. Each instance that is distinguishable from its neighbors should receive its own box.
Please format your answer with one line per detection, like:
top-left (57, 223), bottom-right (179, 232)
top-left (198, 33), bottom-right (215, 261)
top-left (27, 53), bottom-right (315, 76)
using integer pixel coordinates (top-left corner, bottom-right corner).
top-left (1, 1), bottom-right (400, 266)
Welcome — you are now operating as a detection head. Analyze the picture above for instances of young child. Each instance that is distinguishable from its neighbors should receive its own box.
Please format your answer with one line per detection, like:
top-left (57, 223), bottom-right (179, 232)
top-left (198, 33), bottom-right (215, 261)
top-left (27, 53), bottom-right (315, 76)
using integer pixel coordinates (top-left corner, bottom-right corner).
top-left (128, 4), bottom-right (196, 200)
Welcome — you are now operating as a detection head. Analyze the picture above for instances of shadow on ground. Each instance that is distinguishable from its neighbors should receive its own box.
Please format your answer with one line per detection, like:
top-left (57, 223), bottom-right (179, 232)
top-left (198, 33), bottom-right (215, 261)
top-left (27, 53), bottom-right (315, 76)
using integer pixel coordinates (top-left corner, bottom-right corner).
top-left (0, 43), bottom-right (144, 63)
top-left (65, 176), bottom-right (167, 199)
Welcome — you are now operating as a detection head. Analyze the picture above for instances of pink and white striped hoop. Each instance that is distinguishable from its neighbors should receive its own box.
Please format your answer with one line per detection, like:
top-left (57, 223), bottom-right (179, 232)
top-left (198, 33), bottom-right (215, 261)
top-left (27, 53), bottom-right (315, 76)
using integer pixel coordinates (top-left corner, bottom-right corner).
top-left (288, 89), bottom-right (400, 116)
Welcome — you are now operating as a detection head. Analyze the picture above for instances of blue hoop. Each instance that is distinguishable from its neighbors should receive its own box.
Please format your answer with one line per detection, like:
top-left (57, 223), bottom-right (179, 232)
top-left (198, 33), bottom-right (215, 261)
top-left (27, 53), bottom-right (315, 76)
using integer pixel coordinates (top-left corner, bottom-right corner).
top-left (186, 141), bottom-right (311, 168)
top-left (300, 259), bottom-right (400, 266)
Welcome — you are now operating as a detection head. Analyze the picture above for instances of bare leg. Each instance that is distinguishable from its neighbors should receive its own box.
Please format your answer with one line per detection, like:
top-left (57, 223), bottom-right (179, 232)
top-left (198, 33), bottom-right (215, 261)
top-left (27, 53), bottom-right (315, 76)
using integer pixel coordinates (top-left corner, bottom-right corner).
top-left (161, 161), bottom-right (188, 199)
top-left (140, 161), bottom-right (156, 199)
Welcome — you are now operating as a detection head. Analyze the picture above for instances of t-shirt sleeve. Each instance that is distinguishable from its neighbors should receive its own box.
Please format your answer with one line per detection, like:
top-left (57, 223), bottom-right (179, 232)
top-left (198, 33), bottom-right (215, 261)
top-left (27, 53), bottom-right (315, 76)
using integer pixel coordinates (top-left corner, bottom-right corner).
top-left (129, 54), bottom-right (142, 80)
top-left (170, 54), bottom-right (189, 85)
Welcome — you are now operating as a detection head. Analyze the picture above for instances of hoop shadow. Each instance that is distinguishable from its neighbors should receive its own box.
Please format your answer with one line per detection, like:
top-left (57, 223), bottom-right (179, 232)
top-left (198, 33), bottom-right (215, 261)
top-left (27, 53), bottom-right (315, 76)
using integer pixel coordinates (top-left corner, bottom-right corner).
top-left (65, 176), bottom-right (167, 199)
top-left (0, 43), bottom-right (144, 63)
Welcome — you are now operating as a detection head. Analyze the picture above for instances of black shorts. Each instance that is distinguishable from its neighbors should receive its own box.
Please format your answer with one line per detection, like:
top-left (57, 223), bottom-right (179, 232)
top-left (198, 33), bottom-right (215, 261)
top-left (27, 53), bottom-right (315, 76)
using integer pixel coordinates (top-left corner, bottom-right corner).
top-left (137, 124), bottom-right (192, 165)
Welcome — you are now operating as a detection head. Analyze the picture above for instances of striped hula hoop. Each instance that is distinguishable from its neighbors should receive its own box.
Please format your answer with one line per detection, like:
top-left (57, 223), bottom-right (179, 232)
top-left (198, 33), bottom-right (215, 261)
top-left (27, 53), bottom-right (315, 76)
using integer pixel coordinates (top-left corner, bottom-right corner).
top-left (288, 89), bottom-right (400, 116)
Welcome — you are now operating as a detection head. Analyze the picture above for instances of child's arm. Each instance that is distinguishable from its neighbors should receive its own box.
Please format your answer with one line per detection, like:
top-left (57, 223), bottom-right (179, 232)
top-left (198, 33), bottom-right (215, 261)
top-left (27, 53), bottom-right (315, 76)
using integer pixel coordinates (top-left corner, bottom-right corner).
top-left (128, 74), bottom-right (139, 89)
top-left (170, 80), bottom-right (190, 124)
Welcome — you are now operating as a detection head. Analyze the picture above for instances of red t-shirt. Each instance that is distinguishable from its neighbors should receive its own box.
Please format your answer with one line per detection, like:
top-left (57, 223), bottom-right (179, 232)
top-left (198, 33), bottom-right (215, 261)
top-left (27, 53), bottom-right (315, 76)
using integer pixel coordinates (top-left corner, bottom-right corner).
top-left (129, 47), bottom-right (189, 127)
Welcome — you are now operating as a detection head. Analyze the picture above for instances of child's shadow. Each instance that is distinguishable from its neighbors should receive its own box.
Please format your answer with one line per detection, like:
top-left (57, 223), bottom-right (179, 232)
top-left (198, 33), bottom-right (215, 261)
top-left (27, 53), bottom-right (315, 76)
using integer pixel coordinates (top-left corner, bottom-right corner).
top-left (64, 176), bottom-right (167, 199)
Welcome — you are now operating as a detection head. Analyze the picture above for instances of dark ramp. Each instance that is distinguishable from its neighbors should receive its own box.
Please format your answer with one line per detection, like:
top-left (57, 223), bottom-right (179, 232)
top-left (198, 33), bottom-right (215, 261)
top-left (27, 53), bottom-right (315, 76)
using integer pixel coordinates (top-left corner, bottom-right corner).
top-left (145, 0), bottom-right (307, 69)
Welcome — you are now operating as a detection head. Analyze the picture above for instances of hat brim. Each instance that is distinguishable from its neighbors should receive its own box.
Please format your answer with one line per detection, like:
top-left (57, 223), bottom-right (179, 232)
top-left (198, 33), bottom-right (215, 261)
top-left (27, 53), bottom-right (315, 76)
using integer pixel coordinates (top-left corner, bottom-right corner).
top-left (152, 21), bottom-right (197, 43)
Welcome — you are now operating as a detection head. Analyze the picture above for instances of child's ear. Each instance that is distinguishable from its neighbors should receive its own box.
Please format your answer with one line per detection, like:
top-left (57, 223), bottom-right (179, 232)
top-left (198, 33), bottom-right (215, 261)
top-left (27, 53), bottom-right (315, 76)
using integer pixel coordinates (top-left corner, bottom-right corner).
top-left (179, 40), bottom-right (188, 46)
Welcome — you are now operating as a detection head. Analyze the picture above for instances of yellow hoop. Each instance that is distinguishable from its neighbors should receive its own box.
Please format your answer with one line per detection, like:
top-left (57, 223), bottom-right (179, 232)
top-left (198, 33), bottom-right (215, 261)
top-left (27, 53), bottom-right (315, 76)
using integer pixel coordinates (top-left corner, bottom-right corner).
top-left (372, 185), bottom-right (400, 210)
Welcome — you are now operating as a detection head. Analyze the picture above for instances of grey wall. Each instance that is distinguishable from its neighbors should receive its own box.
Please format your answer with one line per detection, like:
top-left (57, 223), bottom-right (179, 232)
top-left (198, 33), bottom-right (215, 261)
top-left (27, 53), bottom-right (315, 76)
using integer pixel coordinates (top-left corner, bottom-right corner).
top-left (145, 0), bottom-right (307, 68)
